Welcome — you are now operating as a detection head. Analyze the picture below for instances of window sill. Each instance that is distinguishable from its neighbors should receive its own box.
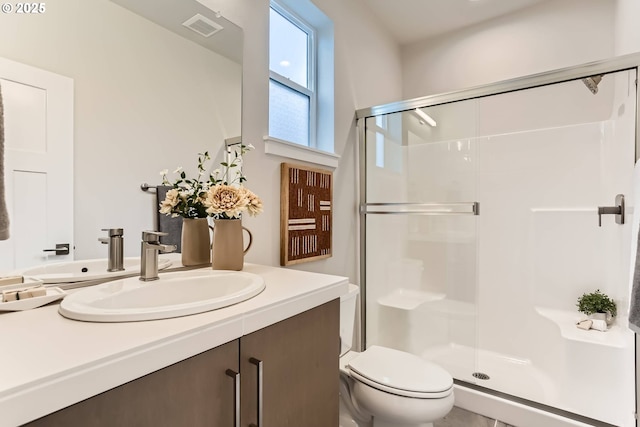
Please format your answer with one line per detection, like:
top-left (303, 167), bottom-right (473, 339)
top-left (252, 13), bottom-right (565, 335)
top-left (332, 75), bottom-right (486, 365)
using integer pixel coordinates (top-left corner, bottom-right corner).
top-left (264, 136), bottom-right (339, 169)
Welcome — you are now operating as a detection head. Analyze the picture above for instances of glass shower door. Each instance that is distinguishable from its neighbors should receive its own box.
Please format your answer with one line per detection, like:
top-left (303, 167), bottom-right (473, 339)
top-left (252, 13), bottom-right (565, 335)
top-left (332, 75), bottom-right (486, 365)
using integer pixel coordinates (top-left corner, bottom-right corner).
top-left (362, 102), bottom-right (481, 382)
top-left (470, 69), bottom-right (636, 426)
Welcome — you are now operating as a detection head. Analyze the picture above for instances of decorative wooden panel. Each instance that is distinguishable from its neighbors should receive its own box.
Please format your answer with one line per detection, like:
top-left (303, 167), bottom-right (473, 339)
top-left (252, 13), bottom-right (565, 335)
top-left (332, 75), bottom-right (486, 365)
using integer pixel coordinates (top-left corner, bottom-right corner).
top-left (280, 163), bottom-right (332, 266)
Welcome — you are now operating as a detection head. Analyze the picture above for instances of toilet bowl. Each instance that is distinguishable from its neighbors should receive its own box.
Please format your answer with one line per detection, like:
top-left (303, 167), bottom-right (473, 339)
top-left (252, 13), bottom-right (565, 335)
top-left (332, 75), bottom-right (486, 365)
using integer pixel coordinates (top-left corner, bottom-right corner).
top-left (339, 285), bottom-right (454, 427)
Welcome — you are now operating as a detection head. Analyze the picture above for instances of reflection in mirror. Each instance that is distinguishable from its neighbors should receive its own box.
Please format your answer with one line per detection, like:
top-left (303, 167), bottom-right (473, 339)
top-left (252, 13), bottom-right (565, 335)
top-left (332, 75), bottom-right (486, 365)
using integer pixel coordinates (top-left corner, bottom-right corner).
top-left (0, 0), bottom-right (242, 270)
top-left (111, 0), bottom-right (243, 65)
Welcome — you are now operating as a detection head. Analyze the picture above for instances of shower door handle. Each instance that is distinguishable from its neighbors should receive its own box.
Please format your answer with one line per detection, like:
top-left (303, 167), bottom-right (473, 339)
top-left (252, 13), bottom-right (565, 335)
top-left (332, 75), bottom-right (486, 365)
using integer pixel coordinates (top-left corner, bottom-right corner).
top-left (597, 194), bottom-right (624, 227)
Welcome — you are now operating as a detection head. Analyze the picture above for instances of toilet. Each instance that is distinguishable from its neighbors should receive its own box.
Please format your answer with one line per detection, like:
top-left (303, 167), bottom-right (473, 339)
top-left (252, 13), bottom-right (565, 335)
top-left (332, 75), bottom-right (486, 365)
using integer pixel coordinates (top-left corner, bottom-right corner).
top-left (339, 284), bottom-right (454, 427)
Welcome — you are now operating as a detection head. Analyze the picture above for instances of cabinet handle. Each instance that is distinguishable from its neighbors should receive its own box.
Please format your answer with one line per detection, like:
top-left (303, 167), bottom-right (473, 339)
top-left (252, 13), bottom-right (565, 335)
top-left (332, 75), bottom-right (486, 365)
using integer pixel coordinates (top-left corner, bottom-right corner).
top-left (226, 369), bottom-right (240, 427)
top-left (249, 357), bottom-right (263, 427)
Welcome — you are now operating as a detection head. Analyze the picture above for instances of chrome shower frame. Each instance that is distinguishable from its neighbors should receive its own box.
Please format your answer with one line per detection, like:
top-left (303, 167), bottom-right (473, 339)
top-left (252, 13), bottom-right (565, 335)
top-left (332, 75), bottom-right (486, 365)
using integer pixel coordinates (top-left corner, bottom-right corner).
top-left (355, 52), bottom-right (640, 426)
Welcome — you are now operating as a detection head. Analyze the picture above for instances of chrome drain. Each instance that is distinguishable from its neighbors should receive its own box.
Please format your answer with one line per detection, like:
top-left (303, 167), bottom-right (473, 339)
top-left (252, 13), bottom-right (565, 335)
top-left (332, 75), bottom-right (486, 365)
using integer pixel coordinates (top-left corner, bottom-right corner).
top-left (472, 372), bottom-right (490, 380)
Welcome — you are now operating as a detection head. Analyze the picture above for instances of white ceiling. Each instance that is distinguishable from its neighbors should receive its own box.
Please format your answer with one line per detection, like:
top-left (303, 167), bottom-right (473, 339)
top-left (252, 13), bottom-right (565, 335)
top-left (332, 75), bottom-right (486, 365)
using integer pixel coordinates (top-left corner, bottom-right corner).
top-left (364, 0), bottom-right (550, 45)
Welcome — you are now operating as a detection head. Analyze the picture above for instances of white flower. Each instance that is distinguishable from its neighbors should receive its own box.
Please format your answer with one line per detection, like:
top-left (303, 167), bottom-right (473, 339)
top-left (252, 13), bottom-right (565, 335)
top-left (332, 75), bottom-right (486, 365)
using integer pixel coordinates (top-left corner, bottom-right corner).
top-left (159, 188), bottom-right (180, 215)
top-left (241, 187), bottom-right (263, 216)
top-left (204, 185), bottom-right (249, 219)
top-left (158, 148), bottom-right (262, 219)
top-left (159, 169), bottom-right (168, 176)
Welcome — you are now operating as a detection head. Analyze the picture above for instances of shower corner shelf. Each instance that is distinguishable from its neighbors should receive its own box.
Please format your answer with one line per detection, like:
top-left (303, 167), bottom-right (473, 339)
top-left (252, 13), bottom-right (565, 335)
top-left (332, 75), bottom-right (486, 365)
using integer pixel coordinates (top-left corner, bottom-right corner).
top-left (377, 289), bottom-right (446, 311)
top-left (535, 306), bottom-right (632, 349)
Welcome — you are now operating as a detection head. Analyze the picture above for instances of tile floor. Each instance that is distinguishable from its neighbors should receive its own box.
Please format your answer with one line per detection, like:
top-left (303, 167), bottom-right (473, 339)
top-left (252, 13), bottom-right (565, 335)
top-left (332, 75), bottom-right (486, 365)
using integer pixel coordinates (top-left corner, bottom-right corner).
top-left (434, 406), bottom-right (515, 427)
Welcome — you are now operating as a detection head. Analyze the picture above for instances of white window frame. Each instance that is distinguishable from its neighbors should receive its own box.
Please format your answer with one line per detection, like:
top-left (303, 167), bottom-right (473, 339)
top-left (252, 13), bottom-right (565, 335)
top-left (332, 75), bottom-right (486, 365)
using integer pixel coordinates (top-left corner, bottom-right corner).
top-left (269, 1), bottom-right (317, 149)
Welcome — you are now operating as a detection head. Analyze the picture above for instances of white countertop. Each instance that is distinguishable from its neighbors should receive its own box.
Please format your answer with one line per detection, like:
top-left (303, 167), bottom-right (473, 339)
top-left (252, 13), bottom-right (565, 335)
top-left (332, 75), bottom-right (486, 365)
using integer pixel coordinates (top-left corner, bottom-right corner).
top-left (0, 263), bottom-right (349, 427)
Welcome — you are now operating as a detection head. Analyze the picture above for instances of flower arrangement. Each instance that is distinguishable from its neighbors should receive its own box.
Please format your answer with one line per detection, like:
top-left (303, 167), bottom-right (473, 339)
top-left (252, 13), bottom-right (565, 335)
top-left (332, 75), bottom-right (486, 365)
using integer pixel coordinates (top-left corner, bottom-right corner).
top-left (159, 144), bottom-right (263, 220)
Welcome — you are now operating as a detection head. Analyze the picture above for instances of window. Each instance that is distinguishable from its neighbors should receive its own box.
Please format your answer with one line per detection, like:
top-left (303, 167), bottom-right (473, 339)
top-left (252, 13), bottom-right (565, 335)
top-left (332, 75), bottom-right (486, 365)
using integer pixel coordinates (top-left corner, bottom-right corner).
top-left (267, 0), bottom-right (337, 168)
top-left (269, 3), bottom-right (316, 148)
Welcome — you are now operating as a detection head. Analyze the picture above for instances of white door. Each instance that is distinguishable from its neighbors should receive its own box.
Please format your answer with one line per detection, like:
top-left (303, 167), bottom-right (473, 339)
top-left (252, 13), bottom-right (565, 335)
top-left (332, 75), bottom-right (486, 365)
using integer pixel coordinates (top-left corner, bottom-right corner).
top-left (0, 57), bottom-right (73, 272)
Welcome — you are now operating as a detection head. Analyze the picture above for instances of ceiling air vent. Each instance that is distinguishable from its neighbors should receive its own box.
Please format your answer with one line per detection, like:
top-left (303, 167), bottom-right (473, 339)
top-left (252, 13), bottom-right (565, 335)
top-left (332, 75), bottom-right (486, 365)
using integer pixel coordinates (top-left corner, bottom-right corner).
top-left (182, 13), bottom-right (223, 38)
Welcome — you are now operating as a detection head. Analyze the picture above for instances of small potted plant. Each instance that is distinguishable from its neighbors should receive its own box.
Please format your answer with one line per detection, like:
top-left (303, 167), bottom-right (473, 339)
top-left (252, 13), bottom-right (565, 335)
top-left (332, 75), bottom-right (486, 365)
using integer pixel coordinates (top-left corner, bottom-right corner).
top-left (576, 289), bottom-right (617, 325)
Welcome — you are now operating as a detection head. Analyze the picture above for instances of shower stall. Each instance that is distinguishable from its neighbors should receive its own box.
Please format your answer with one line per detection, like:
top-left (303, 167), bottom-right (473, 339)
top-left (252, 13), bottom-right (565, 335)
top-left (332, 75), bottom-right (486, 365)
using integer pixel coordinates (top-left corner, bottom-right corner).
top-left (357, 58), bottom-right (639, 427)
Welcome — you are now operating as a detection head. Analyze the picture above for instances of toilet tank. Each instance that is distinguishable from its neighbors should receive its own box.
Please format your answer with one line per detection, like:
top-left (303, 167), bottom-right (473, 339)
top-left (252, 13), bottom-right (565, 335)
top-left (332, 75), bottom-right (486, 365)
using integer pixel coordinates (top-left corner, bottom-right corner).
top-left (340, 284), bottom-right (359, 356)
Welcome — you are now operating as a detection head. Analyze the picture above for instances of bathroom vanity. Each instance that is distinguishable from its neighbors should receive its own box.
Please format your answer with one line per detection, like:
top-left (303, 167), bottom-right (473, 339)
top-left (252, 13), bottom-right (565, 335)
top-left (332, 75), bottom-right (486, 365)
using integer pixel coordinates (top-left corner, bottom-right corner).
top-left (0, 264), bottom-right (348, 427)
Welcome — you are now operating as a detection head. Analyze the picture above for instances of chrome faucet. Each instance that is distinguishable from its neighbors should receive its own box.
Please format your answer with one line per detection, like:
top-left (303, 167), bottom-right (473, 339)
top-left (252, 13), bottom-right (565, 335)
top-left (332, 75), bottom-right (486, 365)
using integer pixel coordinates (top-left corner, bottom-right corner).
top-left (140, 231), bottom-right (176, 282)
top-left (99, 228), bottom-right (124, 272)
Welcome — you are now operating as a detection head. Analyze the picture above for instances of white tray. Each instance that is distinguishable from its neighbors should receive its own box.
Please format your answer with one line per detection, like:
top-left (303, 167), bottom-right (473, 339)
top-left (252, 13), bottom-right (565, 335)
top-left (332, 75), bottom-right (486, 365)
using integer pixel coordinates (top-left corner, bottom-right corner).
top-left (0, 286), bottom-right (66, 311)
top-left (0, 276), bottom-right (43, 289)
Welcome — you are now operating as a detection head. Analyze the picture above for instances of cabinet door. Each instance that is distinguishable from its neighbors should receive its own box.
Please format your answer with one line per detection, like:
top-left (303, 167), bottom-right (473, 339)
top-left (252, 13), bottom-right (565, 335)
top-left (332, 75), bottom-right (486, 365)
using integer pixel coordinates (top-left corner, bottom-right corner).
top-left (241, 299), bottom-right (340, 427)
top-left (26, 340), bottom-right (239, 427)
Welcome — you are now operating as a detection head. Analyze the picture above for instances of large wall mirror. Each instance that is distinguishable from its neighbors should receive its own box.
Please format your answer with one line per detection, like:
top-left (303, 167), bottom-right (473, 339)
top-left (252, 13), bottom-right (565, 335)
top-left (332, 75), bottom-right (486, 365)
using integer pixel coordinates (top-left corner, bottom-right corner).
top-left (0, 0), bottom-right (242, 269)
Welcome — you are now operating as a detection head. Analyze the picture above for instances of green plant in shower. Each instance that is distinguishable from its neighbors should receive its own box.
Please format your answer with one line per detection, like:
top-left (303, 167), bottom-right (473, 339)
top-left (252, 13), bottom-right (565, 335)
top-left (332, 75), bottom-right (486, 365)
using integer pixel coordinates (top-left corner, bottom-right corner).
top-left (576, 289), bottom-right (617, 317)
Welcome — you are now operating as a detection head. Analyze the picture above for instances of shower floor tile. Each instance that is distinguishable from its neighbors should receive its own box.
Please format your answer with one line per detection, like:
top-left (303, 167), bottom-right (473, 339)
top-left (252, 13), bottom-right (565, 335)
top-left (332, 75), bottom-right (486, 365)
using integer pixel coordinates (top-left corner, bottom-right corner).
top-left (434, 406), bottom-right (515, 427)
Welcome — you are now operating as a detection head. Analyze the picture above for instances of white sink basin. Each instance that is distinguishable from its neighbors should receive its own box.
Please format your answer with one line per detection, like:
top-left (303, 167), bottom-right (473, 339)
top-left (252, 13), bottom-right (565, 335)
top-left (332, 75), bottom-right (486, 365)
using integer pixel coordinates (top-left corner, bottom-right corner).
top-left (58, 269), bottom-right (266, 322)
top-left (21, 257), bottom-right (173, 285)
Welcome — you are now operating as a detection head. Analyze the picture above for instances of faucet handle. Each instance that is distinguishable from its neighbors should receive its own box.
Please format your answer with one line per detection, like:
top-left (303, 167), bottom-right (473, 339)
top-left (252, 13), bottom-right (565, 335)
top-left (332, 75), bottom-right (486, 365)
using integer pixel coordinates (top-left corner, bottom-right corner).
top-left (102, 228), bottom-right (124, 237)
top-left (141, 230), bottom-right (168, 243)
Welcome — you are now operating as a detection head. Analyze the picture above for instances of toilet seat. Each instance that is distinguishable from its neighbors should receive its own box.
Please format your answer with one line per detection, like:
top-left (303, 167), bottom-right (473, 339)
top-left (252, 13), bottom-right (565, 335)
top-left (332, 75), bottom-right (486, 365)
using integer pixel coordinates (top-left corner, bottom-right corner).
top-left (347, 345), bottom-right (453, 399)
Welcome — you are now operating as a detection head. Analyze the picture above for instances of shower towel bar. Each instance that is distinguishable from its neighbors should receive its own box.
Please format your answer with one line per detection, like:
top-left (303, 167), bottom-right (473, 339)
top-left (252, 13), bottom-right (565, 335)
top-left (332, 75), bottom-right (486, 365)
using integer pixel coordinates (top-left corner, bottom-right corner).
top-left (360, 202), bottom-right (479, 216)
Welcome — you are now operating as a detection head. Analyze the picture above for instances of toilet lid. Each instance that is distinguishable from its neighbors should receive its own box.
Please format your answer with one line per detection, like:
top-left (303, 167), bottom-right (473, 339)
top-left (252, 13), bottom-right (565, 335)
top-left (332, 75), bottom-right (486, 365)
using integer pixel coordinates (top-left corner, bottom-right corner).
top-left (348, 346), bottom-right (453, 398)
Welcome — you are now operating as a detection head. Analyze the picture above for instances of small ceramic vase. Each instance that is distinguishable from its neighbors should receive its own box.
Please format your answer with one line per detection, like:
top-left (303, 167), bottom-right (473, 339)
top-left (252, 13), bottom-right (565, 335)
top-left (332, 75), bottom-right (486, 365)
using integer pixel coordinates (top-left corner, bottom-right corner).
top-left (181, 218), bottom-right (212, 266)
top-left (211, 218), bottom-right (253, 270)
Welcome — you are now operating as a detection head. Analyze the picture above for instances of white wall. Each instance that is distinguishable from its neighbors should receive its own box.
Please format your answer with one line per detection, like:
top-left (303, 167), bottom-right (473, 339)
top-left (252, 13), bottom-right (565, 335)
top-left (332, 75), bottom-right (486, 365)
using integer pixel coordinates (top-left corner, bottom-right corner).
top-left (225, 0), bottom-right (402, 283)
top-left (0, 0), bottom-right (241, 260)
top-left (401, 0), bottom-right (616, 98)
top-left (615, 0), bottom-right (640, 55)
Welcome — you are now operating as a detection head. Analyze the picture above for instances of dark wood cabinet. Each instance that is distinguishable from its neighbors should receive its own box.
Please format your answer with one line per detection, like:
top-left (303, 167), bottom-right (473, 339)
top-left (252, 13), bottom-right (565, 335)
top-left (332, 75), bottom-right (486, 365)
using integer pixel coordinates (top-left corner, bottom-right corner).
top-left (25, 300), bottom-right (339, 427)
top-left (26, 340), bottom-right (239, 427)
top-left (241, 299), bottom-right (339, 427)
